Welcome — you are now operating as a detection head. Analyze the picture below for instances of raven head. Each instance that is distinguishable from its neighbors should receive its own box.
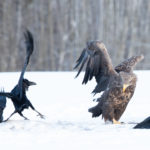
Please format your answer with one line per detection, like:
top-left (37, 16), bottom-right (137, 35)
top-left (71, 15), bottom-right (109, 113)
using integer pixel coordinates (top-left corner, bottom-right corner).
top-left (23, 79), bottom-right (36, 91)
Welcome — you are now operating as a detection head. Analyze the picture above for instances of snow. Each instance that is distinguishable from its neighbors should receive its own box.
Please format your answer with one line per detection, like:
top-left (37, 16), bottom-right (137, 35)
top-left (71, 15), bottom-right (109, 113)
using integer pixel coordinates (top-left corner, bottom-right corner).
top-left (0, 71), bottom-right (150, 150)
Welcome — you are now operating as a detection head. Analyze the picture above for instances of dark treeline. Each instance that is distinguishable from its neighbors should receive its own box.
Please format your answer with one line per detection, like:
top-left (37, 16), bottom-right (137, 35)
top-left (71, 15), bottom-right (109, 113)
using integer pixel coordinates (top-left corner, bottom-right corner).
top-left (0, 0), bottom-right (150, 71)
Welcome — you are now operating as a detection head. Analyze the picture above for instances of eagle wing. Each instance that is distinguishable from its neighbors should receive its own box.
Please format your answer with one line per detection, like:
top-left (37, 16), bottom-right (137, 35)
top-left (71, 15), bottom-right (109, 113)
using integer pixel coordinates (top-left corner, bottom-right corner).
top-left (115, 55), bottom-right (144, 73)
top-left (74, 41), bottom-right (117, 94)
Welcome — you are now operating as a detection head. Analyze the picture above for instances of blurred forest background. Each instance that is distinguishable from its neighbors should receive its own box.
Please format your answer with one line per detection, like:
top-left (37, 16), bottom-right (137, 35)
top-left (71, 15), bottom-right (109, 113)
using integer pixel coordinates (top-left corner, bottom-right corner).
top-left (0, 0), bottom-right (150, 71)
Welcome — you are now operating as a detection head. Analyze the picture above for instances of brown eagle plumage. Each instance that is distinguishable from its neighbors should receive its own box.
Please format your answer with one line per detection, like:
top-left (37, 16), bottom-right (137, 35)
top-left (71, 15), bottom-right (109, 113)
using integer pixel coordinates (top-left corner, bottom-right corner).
top-left (74, 41), bottom-right (144, 124)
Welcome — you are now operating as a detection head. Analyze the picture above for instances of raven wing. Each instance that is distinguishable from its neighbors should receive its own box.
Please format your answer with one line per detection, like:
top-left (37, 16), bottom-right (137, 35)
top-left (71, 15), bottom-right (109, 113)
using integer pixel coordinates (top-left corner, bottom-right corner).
top-left (0, 92), bottom-right (12, 99)
top-left (18, 30), bottom-right (34, 99)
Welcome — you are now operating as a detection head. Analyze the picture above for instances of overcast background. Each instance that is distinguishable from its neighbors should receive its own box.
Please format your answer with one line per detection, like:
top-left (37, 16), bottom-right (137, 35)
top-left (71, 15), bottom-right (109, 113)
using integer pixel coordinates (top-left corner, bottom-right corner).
top-left (0, 0), bottom-right (150, 71)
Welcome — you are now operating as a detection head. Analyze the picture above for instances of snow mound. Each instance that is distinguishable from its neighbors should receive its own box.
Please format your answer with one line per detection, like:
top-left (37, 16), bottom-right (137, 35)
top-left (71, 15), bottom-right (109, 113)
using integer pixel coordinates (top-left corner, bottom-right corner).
top-left (0, 71), bottom-right (150, 150)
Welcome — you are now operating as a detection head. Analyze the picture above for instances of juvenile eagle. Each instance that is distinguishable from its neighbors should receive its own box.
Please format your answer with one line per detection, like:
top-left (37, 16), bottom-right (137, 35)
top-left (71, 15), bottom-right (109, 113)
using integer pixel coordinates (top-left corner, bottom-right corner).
top-left (74, 41), bottom-right (143, 124)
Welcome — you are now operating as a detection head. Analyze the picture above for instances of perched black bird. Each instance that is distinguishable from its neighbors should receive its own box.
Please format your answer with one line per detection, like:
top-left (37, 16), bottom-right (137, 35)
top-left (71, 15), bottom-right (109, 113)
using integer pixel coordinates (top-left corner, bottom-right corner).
top-left (0, 30), bottom-right (44, 121)
top-left (134, 117), bottom-right (150, 129)
top-left (74, 41), bottom-right (143, 124)
top-left (0, 89), bottom-right (6, 122)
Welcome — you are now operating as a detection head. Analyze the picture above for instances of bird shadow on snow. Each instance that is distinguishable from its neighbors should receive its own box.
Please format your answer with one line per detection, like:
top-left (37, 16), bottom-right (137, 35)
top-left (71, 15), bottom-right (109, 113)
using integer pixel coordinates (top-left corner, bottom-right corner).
top-left (0, 119), bottom-right (136, 132)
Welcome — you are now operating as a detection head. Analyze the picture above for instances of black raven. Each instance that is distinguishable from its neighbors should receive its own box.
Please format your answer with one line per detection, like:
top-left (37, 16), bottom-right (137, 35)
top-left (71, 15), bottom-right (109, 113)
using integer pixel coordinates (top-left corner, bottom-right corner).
top-left (0, 89), bottom-right (6, 122)
top-left (0, 30), bottom-right (44, 121)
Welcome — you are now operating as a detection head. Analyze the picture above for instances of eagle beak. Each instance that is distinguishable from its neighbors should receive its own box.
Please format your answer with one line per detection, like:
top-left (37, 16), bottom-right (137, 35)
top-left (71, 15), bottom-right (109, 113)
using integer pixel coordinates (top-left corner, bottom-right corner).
top-left (123, 84), bottom-right (128, 93)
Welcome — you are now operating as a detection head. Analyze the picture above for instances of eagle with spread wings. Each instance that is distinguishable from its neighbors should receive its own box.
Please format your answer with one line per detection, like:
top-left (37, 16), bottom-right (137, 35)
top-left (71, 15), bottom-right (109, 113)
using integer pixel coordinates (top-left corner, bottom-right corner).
top-left (74, 41), bottom-right (143, 124)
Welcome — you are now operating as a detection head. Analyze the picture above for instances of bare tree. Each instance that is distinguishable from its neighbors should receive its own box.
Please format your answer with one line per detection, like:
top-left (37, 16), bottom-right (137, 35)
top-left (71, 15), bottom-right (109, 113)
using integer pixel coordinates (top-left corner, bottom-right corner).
top-left (0, 0), bottom-right (149, 71)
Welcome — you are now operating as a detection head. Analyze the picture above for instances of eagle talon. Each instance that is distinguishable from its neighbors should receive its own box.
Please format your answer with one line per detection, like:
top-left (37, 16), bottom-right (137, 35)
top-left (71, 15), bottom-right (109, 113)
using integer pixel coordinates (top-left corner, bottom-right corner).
top-left (113, 118), bottom-right (121, 124)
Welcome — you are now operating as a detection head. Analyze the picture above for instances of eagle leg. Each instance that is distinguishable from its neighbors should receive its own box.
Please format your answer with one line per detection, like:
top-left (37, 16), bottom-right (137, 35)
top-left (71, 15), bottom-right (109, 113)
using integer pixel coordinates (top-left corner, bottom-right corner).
top-left (112, 118), bottom-right (121, 124)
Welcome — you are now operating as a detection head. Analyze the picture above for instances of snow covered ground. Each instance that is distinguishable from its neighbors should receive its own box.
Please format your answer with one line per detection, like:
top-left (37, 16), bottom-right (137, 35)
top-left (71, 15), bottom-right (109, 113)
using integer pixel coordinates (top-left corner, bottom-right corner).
top-left (0, 71), bottom-right (150, 150)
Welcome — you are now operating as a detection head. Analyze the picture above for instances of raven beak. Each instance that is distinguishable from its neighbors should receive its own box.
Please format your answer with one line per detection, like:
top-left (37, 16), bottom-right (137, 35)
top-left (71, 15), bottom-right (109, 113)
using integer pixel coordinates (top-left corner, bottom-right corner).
top-left (29, 81), bottom-right (36, 86)
top-left (123, 84), bottom-right (128, 93)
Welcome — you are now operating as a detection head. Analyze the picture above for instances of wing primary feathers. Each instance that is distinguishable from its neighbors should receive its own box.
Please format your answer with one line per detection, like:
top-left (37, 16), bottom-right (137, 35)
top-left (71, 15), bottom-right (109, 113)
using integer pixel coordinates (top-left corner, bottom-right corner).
top-left (0, 92), bottom-right (12, 99)
top-left (115, 55), bottom-right (144, 73)
top-left (24, 29), bottom-right (34, 64)
top-left (75, 50), bottom-right (89, 78)
top-left (88, 57), bottom-right (94, 80)
top-left (18, 29), bottom-right (34, 99)
top-left (18, 29), bottom-right (34, 84)
top-left (74, 41), bottom-right (116, 93)
top-left (74, 49), bottom-right (86, 69)
top-left (82, 58), bottom-right (91, 84)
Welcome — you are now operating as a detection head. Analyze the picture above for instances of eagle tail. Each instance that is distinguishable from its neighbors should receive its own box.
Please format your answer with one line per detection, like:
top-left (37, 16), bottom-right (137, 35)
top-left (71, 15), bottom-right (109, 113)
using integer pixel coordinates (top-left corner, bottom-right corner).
top-left (88, 105), bottom-right (102, 117)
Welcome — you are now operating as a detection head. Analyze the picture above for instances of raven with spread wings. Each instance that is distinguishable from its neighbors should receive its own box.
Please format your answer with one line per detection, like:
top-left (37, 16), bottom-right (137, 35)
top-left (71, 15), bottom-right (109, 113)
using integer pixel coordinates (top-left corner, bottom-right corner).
top-left (74, 41), bottom-right (143, 124)
top-left (0, 30), bottom-right (44, 121)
